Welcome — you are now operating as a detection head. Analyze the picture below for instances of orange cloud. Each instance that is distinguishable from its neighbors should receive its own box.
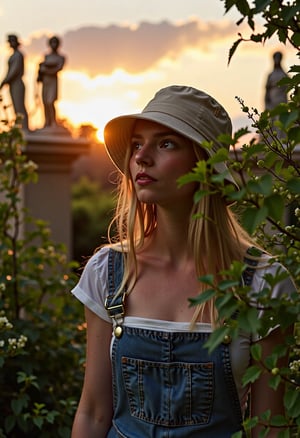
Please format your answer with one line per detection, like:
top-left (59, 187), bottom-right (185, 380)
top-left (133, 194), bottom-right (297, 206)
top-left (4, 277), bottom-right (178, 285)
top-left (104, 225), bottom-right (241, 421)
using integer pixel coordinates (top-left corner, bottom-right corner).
top-left (24, 19), bottom-right (238, 76)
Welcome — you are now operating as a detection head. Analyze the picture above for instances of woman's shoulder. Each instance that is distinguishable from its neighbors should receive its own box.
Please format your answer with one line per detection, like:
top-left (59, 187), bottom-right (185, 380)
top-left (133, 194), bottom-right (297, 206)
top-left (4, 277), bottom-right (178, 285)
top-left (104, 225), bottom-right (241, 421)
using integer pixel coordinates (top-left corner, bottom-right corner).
top-left (85, 245), bottom-right (110, 268)
top-left (84, 243), bottom-right (125, 271)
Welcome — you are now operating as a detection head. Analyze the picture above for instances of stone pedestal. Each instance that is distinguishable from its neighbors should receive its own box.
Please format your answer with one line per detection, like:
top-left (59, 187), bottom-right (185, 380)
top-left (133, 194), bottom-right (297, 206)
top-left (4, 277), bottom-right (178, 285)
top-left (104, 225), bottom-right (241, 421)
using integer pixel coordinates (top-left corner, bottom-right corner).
top-left (23, 129), bottom-right (90, 260)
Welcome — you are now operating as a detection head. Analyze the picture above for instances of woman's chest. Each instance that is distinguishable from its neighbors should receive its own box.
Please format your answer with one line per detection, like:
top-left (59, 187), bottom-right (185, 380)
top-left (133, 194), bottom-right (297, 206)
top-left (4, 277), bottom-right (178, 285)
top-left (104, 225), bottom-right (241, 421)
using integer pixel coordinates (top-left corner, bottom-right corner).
top-left (125, 267), bottom-right (201, 322)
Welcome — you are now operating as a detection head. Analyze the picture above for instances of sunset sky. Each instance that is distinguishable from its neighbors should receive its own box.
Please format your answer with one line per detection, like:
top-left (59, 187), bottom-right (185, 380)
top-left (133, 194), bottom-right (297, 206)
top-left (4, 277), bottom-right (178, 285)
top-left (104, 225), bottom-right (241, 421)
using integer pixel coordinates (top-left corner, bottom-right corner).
top-left (0, 0), bottom-right (297, 139)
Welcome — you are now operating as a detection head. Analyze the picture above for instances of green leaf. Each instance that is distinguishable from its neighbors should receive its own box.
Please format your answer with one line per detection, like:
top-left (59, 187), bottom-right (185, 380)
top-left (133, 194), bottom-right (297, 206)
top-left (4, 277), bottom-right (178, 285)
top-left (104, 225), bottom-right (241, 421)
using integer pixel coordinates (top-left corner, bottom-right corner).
top-left (291, 31), bottom-right (300, 47)
top-left (268, 374), bottom-right (281, 390)
top-left (11, 398), bottom-right (25, 415)
top-left (218, 279), bottom-right (240, 291)
top-left (260, 409), bottom-right (271, 421)
top-left (242, 142), bottom-right (266, 158)
top-left (258, 427), bottom-right (270, 438)
top-left (288, 126), bottom-right (300, 143)
top-left (193, 189), bottom-right (210, 203)
top-left (238, 307), bottom-right (261, 332)
top-left (33, 417), bottom-right (44, 429)
top-left (264, 194), bottom-right (284, 222)
top-left (223, 0), bottom-right (236, 13)
top-left (231, 431), bottom-right (243, 438)
top-left (278, 28), bottom-right (288, 44)
top-left (46, 410), bottom-right (59, 423)
top-left (4, 415), bottom-right (16, 434)
top-left (242, 364), bottom-right (262, 385)
top-left (279, 110), bottom-right (298, 129)
top-left (277, 429), bottom-right (290, 438)
top-left (263, 150), bottom-right (278, 167)
top-left (270, 415), bottom-right (288, 427)
top-left (198, 274), bottom-right (215, 286)
top-left (235, 0), bottom-right (251, 15)
top-left (205, 326), bottom-right (231, 353)
top-left (254, 0), bottom-right (272, 14)
top-left (250, 343), bottom-right (262, 361)
top-left (210, 171), bottom-right (227, 185)
top-left (247, 174), bottom-right (273, 196)
top-left (58, 427), bottom-right (72, 438)
top-left (215, 293), bottom-right (239, 319)
top-left (189, 288), bottom-right (216, 306)
top-left (228, 38), bottom-right (243, 65)
top-left (284, 389), bottom-right (300, 418)
top-left (242, 206), bottom-right (268, 235)
top-left (264, 353), bottom-right (277, 369)
top-left (226, 187), bottom-right (246, 202)
top-left (243, 415), bottom-right (259, 430)
top-left (208, 147), bottom-right (229, 164)
top-left (286, 178), bottom-right (300, 194)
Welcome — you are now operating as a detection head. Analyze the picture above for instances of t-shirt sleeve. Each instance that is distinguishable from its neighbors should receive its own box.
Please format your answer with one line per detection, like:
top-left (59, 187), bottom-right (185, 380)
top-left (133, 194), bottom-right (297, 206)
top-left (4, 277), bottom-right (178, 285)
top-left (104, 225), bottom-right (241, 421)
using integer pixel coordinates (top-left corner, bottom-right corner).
top-left (251, 255), bottom-right (296, 301)
top-left (251, 255), bottom-right (297, 338)
top-left (71, 246), bottom-right (111, 323)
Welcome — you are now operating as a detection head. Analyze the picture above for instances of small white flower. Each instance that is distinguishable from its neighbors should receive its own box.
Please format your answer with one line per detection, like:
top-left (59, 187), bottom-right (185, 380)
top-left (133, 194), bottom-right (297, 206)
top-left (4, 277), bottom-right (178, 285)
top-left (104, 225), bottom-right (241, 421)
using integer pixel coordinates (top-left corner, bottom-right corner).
top-left (0, 316), bottom-right (13, 329)
top-left (17, 335), bottom-right (27, 348)
top-left (289, 360), bottom-right (300, 373)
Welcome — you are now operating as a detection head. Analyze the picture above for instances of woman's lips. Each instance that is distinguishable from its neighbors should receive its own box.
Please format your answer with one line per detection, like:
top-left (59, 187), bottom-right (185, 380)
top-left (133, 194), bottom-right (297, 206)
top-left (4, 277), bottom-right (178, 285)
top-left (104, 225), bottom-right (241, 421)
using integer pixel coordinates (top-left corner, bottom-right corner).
top-left (135, 172), bottom-right (157, 185)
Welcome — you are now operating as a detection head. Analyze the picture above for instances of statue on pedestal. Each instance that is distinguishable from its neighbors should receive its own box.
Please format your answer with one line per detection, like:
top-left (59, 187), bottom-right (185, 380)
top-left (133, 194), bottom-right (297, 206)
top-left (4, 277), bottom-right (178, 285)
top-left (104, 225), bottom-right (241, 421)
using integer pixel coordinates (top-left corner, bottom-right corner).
top-left (37, 36), bottom-right (65, 128)
top-left (264, 51), bottom-right (288, 110)
top-left (0, 34), bottom-right (29, 130)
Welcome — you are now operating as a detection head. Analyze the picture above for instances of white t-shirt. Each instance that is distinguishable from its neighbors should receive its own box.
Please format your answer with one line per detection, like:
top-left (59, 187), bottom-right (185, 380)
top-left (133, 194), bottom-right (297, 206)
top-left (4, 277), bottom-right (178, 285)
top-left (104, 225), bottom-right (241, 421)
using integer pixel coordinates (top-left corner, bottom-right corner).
top-left (71, 246), bottom-right (296, 409)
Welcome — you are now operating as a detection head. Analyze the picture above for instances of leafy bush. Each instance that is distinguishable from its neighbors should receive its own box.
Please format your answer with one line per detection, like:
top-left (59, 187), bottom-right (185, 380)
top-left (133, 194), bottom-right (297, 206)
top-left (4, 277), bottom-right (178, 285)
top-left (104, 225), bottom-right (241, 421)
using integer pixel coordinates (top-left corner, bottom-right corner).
top-left (0, 123), bottom-right (86, 437)
top-left (180, 1), bottom-right (300, 436)
top-left (71, 176), bottom-right (116, 262)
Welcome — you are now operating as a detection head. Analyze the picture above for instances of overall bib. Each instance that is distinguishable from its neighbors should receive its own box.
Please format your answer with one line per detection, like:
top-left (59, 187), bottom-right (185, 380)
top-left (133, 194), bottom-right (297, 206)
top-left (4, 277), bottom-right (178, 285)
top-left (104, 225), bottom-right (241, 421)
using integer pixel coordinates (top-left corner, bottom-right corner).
top-left (106, 249), bottom-right (255, 438)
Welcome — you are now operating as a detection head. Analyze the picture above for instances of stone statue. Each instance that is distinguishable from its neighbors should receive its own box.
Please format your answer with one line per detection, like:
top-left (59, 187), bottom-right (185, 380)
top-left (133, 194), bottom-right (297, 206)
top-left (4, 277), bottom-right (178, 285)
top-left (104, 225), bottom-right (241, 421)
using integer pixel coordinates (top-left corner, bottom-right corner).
top-left (0, 34), bottom-right (29, 130)
top-left (265, 51), bottom-right (288, 110)
top-left (37, 36), bottom-right (65, 128)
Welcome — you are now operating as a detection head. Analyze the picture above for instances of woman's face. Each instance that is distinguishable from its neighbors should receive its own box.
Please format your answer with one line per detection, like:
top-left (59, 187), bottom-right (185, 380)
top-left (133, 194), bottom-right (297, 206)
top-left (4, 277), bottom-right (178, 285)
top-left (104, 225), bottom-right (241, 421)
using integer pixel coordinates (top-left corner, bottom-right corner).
top-left (129, 119), bottom-right (201, 208)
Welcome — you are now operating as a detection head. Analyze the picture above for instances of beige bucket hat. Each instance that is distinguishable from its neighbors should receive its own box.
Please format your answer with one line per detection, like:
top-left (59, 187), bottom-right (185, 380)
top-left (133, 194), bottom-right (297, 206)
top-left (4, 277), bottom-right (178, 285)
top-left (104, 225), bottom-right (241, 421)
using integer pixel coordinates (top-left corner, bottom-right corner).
top-left (104, 85), bottom-right (238, 187)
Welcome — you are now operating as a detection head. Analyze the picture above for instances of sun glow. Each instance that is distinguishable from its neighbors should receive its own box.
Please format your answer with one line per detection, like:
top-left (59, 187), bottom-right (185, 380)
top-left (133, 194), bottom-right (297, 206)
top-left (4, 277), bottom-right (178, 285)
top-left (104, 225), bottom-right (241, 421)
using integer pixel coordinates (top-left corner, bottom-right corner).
top-left (55, 68), bottom-right (163, 137)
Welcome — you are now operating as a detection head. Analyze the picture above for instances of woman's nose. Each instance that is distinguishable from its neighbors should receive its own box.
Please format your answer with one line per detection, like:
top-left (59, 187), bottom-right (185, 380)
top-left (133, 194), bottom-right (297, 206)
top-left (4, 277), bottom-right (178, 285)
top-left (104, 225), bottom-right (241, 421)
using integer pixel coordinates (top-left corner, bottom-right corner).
top-left (134, 144), bottom-right (153, 166)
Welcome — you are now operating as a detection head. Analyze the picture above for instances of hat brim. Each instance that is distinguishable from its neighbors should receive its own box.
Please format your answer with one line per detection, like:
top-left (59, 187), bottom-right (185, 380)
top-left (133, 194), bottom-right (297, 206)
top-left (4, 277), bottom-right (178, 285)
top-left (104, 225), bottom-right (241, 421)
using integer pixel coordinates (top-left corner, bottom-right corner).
top-left (104, 112), bottom-right (238, 188)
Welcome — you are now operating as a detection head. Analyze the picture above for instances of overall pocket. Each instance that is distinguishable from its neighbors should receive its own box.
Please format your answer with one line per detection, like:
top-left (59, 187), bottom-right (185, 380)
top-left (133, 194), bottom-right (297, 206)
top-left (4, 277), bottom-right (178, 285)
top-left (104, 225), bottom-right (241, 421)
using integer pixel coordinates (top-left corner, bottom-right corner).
top-left (121, 356), bottom-right (214, 426)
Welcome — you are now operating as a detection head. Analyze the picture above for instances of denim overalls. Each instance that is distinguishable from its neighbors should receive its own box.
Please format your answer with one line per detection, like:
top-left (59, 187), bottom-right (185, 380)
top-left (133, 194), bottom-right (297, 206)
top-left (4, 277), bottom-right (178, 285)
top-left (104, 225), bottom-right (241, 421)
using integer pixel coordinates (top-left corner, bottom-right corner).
top-left (105, 249), bottom-right (256, 438)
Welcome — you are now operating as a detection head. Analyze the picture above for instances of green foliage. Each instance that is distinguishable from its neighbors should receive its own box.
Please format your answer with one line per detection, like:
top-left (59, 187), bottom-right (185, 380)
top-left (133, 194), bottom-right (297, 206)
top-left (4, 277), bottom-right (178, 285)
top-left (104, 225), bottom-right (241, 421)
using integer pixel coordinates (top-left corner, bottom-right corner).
top-left (223, 0), bottom-right (300, 64)
top-left (0, 125), bottom-right (86, 436)
top-left (71, 176), bottom-right (116, 262)
top-left (184, 1), bottom-right (300, 436)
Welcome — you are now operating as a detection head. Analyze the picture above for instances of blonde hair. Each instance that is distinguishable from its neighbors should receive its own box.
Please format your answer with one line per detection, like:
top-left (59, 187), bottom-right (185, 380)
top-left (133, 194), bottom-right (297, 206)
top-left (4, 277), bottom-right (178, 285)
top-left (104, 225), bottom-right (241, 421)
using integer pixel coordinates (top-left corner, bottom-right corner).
top-left (108, 144), bottom-right (256, 325)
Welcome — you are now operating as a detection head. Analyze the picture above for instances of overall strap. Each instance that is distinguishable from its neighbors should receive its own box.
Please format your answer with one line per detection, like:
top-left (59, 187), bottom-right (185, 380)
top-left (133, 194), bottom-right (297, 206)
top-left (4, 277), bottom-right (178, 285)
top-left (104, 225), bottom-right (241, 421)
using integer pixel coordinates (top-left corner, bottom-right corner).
top-left (242, 246), bottom-right (263, 286)
top-left (104, 246), bottom-right (263, 338)
top-left (105, 248), bottom-right (126, 338)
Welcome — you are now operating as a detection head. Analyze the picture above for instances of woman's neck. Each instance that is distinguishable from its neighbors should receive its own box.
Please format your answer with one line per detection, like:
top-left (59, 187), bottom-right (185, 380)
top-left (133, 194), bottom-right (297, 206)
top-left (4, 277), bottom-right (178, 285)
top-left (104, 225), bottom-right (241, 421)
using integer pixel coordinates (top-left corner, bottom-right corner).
top-left (143, 208), bottom-right (193, 266)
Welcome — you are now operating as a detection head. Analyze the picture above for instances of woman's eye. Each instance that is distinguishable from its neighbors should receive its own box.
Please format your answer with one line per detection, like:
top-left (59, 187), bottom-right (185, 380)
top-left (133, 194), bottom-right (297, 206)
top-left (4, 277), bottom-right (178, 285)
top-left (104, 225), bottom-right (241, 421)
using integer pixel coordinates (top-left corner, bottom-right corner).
top-left (160, 139), bottom-right (175, 149)
top-left (131, 141), bottom-right (142, 151)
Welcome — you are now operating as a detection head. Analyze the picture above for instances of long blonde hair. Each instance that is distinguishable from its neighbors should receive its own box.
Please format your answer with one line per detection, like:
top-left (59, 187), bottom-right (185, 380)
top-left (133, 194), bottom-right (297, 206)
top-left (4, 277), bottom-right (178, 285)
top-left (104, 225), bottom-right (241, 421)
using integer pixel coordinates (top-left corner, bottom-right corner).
top-left (108, 144), bottom-right (255, 325)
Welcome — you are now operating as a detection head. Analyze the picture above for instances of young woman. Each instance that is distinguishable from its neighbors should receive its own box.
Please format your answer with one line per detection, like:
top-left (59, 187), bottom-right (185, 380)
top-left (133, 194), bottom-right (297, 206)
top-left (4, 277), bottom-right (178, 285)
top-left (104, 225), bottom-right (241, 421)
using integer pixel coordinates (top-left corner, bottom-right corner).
top-left (71, 85), bottom-right (295, 438)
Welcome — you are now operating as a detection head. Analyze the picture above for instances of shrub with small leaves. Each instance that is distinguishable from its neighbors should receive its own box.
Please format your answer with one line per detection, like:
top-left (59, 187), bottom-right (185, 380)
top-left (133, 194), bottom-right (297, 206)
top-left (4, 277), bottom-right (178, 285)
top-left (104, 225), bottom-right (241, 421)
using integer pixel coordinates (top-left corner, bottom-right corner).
top-left (0, 120), bottom-right (86, 437)
top-left (181, 1), bottom-right (300, 436)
